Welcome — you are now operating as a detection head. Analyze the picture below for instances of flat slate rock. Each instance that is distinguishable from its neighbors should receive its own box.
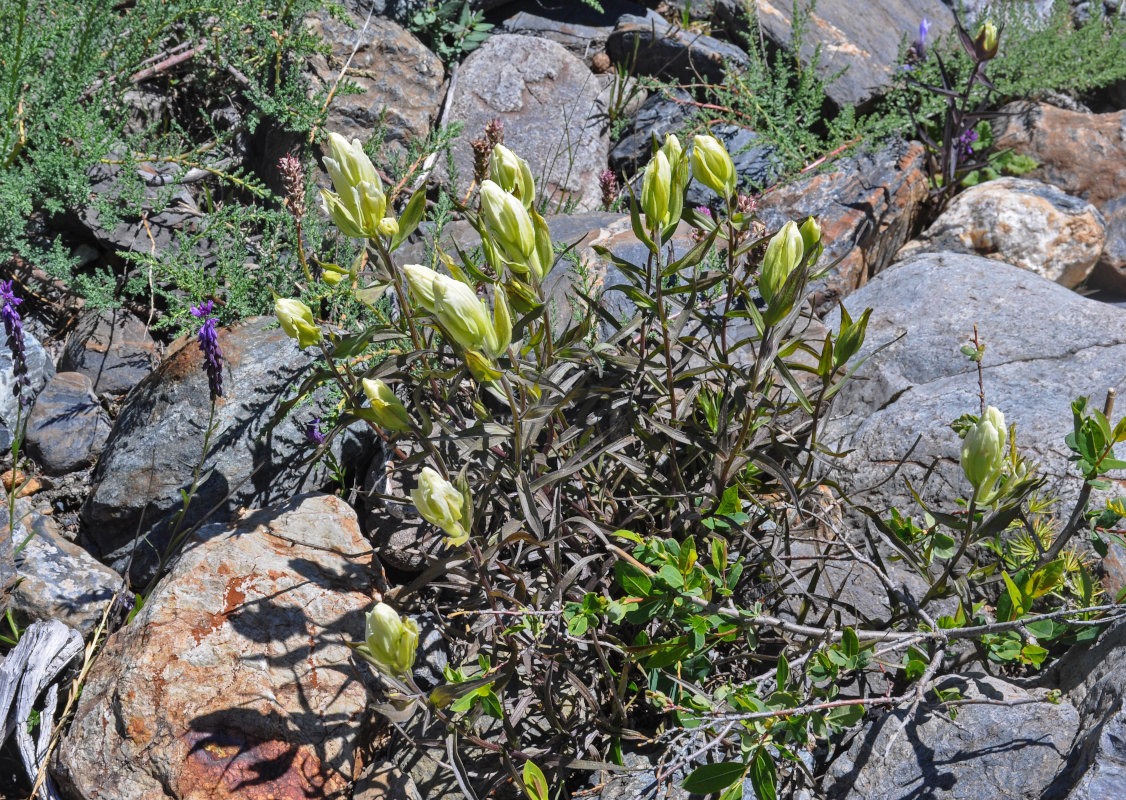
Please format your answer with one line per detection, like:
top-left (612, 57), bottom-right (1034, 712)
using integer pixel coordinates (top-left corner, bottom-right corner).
top-left (716, 0), bottom-right (956, 108)
top-left (70, 157), bottom-right (202, 257)
top-left (442, 34), bottom-right (609, 212)
top-left (24, 372), bottom-right (112, 475)
top-left (609, 88), bottom-right (695, 175)
top-left (80, 316), bottom-right (374, 582)
top-left (499, 0), bottom-right (655, 61)
top-left (606, 13), bottom-right (749, 86)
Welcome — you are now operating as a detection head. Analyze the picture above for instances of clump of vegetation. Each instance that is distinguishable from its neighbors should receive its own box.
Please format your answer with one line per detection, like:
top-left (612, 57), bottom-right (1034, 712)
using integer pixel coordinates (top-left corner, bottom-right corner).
top-left (406, 0), bottom-right (493, 65)
top-left (880, 0), bottom-right (1126, 213)
top-left (268, 126), bottom-right (1124, 798)
top-left (629, 0), bottom-right (1126, 201)
top-left (0, 0), bottom-right (333, 326)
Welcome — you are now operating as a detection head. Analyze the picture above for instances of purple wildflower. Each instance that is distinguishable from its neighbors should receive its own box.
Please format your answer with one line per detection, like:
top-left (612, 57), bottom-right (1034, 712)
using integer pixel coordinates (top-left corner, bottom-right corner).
top-left (305, 417), bottom-right (326, 446)
top-left (694, 205), bottom-right (713, 218)
top-left (190, 300), bottom-right (224, 399)
top-left (957, 129), bottom-right (979, 159)
top-left (905, 17), bottom-right (931, 66)
top-left (1, 280), bottom-right (31, 406)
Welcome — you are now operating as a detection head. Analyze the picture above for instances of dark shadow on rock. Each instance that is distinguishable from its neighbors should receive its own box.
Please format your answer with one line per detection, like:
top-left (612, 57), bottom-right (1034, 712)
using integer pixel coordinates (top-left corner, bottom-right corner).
top-left (184, 709), bottom-right (354, 799)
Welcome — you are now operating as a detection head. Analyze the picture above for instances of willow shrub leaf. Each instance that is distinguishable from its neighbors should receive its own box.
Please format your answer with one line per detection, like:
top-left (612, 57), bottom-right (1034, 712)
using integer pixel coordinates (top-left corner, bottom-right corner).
top-left (682, 761), bottom-right (747, 795)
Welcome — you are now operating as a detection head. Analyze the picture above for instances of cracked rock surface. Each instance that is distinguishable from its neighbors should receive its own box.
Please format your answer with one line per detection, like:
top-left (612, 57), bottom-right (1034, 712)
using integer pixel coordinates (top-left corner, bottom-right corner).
top-left (821, 252), bottom-right (1126, 520)
top-left (57, 493), bottom-right (375, 800)
top-left (824, 673), bottom-right (1078, 800)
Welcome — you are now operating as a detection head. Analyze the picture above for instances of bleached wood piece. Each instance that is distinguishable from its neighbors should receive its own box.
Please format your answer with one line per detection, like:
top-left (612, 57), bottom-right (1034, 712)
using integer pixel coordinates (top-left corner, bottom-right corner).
top-left (0, 619), bottom-right (82, 800)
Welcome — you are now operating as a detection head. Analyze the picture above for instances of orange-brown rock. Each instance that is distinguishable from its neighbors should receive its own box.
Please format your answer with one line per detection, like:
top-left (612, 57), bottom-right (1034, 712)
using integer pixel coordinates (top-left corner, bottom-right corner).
top-left (58, 493), bottom-right (376, 800)
top-left (993, 102), bottom-right (1126, 210)
top-left (757, 139), bottom-right (930, 314)
top-left (899, 177), bottom-right (1106, 288)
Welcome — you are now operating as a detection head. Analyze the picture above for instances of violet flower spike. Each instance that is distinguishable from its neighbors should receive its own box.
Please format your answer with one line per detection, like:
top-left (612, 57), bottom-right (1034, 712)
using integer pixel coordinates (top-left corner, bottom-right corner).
top-left (190, 300), bottom-right (224, 400)
top-left (1, 280), bottom-right (31, 406)
top-left (958, 129), bottom-right (979, 159)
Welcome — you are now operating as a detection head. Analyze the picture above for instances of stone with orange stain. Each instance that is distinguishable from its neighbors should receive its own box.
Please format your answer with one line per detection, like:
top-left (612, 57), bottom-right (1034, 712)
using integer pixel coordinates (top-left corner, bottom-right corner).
top-left (1, 469), bottom-right (39, 497)
top-left (757, 138), bottom-right (930, 315)
top-left (57, 493), bottom-right (378, 800)
top-left (898, 177), bottom-right (1106, 288)
top-left (993, 102), bottom-right (1126, 211)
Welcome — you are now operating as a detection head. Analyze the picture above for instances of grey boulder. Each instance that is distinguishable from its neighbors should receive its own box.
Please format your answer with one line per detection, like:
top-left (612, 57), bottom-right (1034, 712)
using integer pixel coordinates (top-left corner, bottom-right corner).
top-left (822, 252), bottom-right (1126, 521)
top-left (80, 316), bottom-right (374, 582)
top-left (24, 372), bottom-right (112, 475)
top-left (58, 307), bottom-right (157, 396)
top-left (1043, 619), bottom-right (1126, 799)
top-left (442, 34), bottom-right (609, 212)
top-left (825, 673), bottom-right (1079, 799)
top-left (8, 500), bottom-right (125, 635)
top-left (716, 0), bottom-right (956, 108)
top-left (306, 7), bottom-right (445, 160)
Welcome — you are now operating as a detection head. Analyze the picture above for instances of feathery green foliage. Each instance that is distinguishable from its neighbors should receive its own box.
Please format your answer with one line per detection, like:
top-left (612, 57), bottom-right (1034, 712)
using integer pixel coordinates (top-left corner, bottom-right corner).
top-left (0, 0), bottom-right (331, 317)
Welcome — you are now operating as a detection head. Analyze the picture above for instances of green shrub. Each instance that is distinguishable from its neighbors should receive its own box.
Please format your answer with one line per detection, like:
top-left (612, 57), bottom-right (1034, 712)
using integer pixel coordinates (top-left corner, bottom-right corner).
top-left (268, 127), bottom-right (1126, 799)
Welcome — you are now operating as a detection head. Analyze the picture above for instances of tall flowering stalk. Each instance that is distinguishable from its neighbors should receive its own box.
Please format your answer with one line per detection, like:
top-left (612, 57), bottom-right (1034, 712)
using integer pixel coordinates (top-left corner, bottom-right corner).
top-left (144, 302), bottom-right (225, 593)
top-left (1, 280), bottom-right (30, 405)
top-left (190, 300), bottom-right (224, 400)
top-left (2, 280), bottom-right (30, 545)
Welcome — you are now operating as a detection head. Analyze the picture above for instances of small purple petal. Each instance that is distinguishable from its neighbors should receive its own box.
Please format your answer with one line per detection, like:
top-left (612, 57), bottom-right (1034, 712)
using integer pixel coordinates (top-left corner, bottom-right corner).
top-left (305, 418), bottom-right (326, 445)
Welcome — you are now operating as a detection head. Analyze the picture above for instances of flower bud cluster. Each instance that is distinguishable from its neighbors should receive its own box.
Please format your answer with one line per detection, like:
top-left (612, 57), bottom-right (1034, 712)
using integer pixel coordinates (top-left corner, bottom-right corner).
top-left (412, 466), bottom-right (472, 547)
top-left (758, 216), bottom-right (821, 324)
top-left (641, 134), bottom-right (691, 235)
top-left (275, 297), bottom-right (321, 349)
top-left (361, 602), bottom-right (419, 679)
top-left (403, 264), bottom-right (512, 370)
top-left (362, 378), bottom-right (412, 433)
top-left (319, 132), bottom-right (399, 240)
top-left (690, 134), bottom-right (737, 201)
top-left (961, 406), bottom-right (1009, 501)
